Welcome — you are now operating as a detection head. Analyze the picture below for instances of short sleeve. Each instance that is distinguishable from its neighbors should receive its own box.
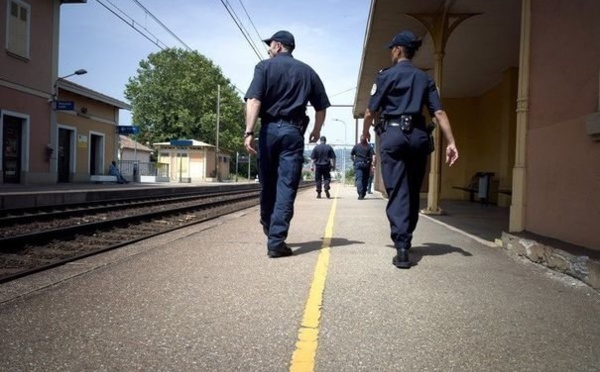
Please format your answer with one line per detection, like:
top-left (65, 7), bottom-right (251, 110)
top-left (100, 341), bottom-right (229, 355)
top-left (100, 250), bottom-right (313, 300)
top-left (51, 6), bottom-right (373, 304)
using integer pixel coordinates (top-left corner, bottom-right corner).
top-left (329, 147), bottom-right (336, 159)
top-left (425, 76), bottom-right (443, 115)
top-left (244, 63), bottom-right (266, 101)
top-left (367, 73), bottom-right (389, 112)
top-left (309, 71), bottom-right (331, 111)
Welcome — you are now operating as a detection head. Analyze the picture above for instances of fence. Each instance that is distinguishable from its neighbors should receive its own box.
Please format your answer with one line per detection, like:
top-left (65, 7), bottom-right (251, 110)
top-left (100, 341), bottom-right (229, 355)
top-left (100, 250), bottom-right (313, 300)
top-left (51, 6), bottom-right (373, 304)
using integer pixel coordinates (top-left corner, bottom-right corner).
top-left (117, 160), bottom-right (169, 178)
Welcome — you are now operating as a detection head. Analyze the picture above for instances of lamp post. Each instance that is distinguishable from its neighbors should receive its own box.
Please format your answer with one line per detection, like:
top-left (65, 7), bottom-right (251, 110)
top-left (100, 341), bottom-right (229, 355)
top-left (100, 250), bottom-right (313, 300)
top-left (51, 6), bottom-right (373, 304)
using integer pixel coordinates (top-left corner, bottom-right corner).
top-left (333, 118), bottom-right (347, 184)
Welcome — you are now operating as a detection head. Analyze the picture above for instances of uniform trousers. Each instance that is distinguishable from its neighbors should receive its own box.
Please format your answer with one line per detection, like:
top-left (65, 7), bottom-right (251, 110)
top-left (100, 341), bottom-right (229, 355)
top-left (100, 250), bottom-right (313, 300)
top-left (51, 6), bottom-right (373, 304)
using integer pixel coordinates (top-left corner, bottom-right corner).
top-left (379, 126), bottom-right (429, 250)
top-left (258, 121), bottom-right (304, 252)
top-left (314, 164), bottom-right (331, 193)
top-left (354, 162), bottom-right (371, 197)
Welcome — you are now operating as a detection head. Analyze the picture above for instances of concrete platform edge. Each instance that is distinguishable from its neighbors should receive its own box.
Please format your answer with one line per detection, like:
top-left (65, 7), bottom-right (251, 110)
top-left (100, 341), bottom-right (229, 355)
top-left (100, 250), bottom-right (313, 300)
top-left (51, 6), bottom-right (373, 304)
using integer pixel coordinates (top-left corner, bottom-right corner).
top-left (502, 232), bottom-right (600, 290)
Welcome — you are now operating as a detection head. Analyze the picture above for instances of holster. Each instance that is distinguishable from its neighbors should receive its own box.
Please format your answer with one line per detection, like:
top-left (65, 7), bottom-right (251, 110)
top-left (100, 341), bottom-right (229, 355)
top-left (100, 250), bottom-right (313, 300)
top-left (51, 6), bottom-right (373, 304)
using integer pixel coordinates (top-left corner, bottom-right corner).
top-left (426, 121), bottom-right (436, 153)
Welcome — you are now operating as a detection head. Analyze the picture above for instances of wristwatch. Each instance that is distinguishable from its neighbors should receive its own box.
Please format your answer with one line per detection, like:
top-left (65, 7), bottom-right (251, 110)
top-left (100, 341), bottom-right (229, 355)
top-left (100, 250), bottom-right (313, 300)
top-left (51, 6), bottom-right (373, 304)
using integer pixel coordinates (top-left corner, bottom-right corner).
top-left (244, 131), bottom-right (254, 138)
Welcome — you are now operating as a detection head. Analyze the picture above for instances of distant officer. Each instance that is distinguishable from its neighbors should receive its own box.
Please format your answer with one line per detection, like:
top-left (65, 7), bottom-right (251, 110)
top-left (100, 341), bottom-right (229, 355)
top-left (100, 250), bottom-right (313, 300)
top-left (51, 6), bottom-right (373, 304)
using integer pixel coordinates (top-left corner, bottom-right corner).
top-left (311, 136), bottom-right (336, 199)
top-left (244, 30), bottom-right (331, 258)
top-left (362, 30), bottom-right (459, 269)
top-left (350, 135), bottom-right (375, 200)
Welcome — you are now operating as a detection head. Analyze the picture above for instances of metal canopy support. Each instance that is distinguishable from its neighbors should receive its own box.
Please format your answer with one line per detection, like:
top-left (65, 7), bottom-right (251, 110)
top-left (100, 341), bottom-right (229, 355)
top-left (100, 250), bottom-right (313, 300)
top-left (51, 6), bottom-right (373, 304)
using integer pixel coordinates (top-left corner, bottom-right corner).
top-left (407, 8), bottom-right (481, 215)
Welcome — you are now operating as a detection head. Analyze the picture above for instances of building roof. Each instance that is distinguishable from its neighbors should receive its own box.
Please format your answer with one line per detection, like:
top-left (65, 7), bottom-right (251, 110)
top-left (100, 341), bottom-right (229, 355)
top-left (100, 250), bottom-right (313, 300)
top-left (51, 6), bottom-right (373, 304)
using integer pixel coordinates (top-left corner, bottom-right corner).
top-left (119, 135), bottom-right (153, 152)
top-left (57, 79), bottom-right (131, 110)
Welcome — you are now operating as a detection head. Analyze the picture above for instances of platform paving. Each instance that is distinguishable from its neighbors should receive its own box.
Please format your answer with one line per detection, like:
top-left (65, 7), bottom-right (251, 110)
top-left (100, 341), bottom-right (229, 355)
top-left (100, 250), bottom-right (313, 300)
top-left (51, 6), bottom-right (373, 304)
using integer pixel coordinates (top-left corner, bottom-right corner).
top-left (0, 184), bottom-right (598, 371)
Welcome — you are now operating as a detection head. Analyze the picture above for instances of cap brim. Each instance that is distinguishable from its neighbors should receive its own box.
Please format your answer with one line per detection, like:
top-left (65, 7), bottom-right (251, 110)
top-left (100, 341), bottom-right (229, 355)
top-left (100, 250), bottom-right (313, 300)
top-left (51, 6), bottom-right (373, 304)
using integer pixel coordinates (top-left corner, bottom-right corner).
top-left (386, 41), bottom-right (395, 49)
top-left (263, 38), bottom-right (272, 46)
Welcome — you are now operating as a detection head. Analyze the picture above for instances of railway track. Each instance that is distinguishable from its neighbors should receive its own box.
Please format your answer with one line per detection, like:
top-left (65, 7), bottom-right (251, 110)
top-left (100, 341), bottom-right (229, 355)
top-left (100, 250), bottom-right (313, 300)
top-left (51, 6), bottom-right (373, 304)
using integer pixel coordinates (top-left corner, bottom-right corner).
top-left (0, 183), bottom-right (310, 283)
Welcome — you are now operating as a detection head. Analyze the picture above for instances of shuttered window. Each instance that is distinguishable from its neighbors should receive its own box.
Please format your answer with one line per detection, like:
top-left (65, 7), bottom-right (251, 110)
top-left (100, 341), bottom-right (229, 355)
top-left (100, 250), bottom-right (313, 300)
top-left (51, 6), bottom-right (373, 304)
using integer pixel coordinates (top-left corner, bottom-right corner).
top-left (6, 0), bottom-right (30, 58)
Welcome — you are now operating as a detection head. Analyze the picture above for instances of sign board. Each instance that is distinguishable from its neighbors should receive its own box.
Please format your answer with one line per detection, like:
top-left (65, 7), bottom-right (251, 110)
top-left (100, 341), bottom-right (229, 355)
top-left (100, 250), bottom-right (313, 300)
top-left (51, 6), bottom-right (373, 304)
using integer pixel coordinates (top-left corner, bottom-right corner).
top-left (117, 125), bottom-right (140, 135)
top-left (170, 140), bottom-right (193, 147)
top-left (55, 101), bottom-right (74, 111)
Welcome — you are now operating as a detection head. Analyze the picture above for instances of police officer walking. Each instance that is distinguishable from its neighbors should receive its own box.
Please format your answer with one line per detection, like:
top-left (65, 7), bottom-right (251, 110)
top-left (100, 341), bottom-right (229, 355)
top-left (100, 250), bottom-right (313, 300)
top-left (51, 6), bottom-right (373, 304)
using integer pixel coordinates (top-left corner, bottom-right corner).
top-left (362, 30), bottom-right (459, 269)
top-left (244, 30), bottom-right (331, 258)
top-left (350, 135), bottom-right (375, 200)
top-left (311, 136), bottom-right (336, 199)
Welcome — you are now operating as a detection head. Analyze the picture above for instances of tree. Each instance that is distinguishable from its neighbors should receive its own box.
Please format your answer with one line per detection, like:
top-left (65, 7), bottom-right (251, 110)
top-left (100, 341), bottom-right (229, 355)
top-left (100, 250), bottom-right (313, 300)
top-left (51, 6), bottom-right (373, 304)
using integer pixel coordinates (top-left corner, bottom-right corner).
top-left (125, 48), bottom-right (245, 153)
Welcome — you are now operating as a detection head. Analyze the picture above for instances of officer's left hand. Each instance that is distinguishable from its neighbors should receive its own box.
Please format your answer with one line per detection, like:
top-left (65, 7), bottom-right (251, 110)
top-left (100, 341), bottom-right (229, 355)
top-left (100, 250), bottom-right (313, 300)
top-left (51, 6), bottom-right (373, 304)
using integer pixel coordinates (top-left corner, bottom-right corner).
top-left (308, 130), bottom-right (320, 143)
top-left (446, 144), bottom-right (458, 167)
top-left (244, 135), bottom-right (257, 155)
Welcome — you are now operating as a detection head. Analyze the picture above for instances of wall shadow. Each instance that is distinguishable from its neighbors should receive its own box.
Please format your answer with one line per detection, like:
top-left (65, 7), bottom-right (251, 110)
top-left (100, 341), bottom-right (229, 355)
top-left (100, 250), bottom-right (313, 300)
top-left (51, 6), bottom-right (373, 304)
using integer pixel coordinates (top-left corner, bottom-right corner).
top-left (289, 237), bottom-right (365, 256)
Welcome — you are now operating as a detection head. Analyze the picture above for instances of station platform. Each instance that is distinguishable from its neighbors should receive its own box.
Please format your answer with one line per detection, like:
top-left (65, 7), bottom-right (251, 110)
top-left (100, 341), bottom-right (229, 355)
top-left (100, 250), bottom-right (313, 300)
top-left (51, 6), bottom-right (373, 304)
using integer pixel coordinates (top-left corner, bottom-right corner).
top-left (0, 184), bottom-right (598, 371)
top-left (0, 181), bottom-right (257, 209)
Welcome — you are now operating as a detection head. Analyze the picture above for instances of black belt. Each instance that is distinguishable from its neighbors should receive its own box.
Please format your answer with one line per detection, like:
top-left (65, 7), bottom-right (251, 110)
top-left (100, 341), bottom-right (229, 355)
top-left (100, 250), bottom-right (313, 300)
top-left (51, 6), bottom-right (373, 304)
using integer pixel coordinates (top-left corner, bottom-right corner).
top-left (381, 114), bottom-right (425, 132)
top-left (264, 116), bottom-right (305, 126)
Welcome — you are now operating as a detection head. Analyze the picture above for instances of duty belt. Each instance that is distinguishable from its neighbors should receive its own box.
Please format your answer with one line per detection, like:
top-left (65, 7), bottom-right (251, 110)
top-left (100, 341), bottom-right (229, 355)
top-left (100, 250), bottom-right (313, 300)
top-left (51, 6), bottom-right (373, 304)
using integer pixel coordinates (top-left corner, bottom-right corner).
top-left (383, 114), bottom-right (425, 132)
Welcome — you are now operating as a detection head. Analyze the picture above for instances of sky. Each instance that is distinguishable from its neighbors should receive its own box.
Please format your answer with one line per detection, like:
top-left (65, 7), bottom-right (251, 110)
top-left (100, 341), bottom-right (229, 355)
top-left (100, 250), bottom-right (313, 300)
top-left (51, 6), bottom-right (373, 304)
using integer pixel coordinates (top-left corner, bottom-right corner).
top-left (58, 0), bottom-right (373, 147)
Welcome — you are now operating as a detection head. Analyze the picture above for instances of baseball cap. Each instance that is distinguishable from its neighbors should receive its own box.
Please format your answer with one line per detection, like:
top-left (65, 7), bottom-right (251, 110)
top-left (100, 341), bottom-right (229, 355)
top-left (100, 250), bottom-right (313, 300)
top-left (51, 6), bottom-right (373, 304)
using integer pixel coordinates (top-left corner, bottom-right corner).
top-left (263, 30), bottom-right (295, 48)
top-left (387, 30), bottom-right (422, 50)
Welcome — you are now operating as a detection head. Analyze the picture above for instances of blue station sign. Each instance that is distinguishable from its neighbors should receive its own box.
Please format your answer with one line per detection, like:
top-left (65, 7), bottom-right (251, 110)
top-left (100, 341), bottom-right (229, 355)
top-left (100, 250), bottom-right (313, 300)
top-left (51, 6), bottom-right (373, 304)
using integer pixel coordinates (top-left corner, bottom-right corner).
top-left (55, 101), bottom-right (74, 111)
top-left (117, 125), bottom-right (140, 135)
top-left (170, 140), bottom-right (194, 147)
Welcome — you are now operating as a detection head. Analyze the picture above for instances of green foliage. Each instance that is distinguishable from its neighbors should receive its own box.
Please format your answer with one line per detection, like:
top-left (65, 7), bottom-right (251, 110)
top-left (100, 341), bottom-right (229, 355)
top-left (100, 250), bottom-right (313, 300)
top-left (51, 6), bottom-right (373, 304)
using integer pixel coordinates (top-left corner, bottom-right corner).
top-left (345, 166), bottom-right (355, 182)
top-left (125, 48), bottom-right (245, 153)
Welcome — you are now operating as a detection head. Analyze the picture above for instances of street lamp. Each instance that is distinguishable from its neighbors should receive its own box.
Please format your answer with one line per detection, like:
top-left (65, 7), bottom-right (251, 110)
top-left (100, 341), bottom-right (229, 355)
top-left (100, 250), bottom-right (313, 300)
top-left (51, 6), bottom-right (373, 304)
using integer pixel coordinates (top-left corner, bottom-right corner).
top-left (60, 69), bottom-right (87, 80)
top-left (333, 118), bottom-right (347, 184)
top-left (53, 69), bottom-right (87, 103)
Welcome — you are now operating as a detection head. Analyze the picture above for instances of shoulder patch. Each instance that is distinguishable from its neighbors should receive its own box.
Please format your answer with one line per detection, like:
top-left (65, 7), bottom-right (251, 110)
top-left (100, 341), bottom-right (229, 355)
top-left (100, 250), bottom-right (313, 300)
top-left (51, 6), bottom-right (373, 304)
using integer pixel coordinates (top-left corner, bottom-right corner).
top-left (370, 83), bottom-right (377, 96)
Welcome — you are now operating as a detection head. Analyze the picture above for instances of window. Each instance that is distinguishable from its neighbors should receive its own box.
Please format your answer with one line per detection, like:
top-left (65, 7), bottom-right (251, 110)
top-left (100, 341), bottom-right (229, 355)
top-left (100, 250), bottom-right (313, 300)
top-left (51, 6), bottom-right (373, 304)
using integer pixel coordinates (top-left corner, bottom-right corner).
top-left (6, 0), bottom-right (30, 58)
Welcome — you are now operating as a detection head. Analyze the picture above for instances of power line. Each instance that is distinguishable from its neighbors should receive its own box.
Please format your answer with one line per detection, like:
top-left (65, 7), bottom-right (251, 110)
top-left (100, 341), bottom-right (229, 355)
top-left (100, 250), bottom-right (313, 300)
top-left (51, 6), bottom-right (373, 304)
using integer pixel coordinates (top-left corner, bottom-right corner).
top-left (95, 0), bottom-right (168, 50)
top-left (218, 0), bottom-right (264, 61)
top-left (129, 0), bottom-right (192, 51)
top-left (330, 86), bottom-right (357, 98)
top-left (225, 0), bottom-right (264, 57)
top-left (237, 0), bottom-right (267, 53)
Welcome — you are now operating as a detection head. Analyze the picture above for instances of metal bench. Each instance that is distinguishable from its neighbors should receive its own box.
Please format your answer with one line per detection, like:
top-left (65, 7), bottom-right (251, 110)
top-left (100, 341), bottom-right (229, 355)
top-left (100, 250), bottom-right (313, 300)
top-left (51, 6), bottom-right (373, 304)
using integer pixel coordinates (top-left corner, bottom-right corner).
top-left (453, 172), bottom-right (495, 204)
top-left (90, 175), bottom-right (118, 183)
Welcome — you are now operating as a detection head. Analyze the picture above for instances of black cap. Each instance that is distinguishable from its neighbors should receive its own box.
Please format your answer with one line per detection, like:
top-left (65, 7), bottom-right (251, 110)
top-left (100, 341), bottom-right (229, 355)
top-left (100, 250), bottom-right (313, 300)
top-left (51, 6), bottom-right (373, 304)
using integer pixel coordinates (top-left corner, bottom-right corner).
top-left (387, 30), bottom-right (422, 50)
top-left (320, 136), bottom-right (327, 143)
top-left (263, 30), bottom-right (295, 48)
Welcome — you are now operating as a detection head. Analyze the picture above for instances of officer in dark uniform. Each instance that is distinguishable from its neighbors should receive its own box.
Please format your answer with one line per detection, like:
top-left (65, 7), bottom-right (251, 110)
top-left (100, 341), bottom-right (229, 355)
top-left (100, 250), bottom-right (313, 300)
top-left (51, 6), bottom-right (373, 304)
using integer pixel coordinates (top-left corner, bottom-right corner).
top-left (311, 136), bottom-right (336, 199)
top-left (350, 135), bottom-right (375, 200)
top-left (362, 30), bottom-right (459, 269)
top-left (244, 30), bottom-right (331, 258)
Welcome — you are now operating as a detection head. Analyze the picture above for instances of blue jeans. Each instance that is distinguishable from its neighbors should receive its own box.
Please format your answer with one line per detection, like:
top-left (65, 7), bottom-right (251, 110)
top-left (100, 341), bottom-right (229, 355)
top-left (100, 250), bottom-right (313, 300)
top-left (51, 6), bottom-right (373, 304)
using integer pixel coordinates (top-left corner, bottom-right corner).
top-left (258, 121), bottom-right (304, 252)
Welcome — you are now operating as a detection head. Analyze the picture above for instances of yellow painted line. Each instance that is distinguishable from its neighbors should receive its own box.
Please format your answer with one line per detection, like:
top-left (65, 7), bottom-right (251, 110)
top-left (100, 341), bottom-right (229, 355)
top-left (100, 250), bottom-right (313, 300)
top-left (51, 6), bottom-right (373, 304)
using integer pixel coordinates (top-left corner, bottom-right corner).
top-left (289, 184), bottom-right (339, 372)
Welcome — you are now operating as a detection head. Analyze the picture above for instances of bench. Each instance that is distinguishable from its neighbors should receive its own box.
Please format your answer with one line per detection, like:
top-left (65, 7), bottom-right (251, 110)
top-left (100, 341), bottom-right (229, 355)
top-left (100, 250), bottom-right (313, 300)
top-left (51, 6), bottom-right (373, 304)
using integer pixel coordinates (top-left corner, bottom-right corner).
top-left (453, 172), bottom-right (495, 204)
top-left (90, 175), bottom-right (118, 183)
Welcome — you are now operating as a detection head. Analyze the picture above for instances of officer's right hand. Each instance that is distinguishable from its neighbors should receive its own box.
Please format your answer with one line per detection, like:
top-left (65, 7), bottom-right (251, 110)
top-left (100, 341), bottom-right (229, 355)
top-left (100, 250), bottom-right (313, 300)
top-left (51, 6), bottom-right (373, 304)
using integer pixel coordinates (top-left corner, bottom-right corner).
top-left (308, 130), bottom-right (320, 143)
top-left (244, 135), bottom-right (257, 155)
top-left (362, 129), bottom-right (371, 143)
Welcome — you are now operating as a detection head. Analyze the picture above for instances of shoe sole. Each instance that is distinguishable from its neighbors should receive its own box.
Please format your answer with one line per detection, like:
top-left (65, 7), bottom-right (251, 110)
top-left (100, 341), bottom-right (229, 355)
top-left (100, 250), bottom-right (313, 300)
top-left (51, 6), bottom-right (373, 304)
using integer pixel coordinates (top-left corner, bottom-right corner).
top-left (393, 258), bottom-right (411, 269)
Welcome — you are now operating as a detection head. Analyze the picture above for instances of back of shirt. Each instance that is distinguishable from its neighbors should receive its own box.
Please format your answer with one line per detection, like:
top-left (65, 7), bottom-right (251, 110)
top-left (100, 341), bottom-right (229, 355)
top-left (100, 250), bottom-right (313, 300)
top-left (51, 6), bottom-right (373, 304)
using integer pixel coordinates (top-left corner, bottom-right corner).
top-left (311, 144), bottom-right (336, 166)
top-left (351, 144), bottom-right (374, 163)
top-left (245, 53), bottom-right (330, 120)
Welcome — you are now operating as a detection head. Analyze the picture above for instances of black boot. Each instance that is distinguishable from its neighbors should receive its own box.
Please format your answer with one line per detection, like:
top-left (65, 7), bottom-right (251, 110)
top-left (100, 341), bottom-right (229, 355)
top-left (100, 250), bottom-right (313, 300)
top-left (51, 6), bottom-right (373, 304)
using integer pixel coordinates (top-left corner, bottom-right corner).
top-left (392, 249), bottom-right (411, 269)
top-left (317, 192), bottom-right (322, 199)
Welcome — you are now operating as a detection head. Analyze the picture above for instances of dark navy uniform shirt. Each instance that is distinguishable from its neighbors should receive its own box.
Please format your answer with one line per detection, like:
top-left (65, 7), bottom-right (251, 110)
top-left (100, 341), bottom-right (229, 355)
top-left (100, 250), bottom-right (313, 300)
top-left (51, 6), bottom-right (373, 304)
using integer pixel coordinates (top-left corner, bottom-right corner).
top-left (351, 143), bottom-right (374, 164)
top-left (311, 144), bottom-right (336, 166)
top-left (245, 52), bottom-right (330, 121)
top-left (368, 60), bottom-right (442, 117)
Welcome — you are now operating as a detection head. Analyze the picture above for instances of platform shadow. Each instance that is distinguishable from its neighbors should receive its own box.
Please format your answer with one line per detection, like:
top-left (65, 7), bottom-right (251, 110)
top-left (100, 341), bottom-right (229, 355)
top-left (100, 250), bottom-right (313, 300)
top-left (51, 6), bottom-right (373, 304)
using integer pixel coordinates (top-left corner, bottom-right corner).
top-left (289, 237), bottom-right (365, 255)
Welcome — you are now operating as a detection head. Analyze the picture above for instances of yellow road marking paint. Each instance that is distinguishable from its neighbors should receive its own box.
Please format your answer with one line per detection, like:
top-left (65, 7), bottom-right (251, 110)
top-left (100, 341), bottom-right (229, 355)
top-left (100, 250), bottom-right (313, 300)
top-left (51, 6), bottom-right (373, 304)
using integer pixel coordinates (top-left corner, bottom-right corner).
top-left (289, 184), bottom-right (338, 372)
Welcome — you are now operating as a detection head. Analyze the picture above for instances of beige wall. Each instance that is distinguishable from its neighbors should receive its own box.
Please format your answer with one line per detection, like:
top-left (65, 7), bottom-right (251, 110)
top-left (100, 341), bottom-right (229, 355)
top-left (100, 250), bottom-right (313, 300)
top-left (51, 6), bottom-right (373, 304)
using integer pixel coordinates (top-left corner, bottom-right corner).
top-left (527, 0), bottom-right (600, 249)
top-left (0, 0), bottom-right (56, 94)
top-left (440, 68), bottom-right (518, 206)
top-left (57, 91), bottom-right (119, 181)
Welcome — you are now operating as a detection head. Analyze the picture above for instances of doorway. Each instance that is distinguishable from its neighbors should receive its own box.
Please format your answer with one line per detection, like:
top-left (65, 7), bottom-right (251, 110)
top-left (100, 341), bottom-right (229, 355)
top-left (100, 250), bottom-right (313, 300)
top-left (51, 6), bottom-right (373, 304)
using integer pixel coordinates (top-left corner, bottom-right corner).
top-left (2, 115), bottom-right (23, 183)
top-left (89, 133), bottom-right (104, 175)
top-left (58, 128), bottom-right (73, 182)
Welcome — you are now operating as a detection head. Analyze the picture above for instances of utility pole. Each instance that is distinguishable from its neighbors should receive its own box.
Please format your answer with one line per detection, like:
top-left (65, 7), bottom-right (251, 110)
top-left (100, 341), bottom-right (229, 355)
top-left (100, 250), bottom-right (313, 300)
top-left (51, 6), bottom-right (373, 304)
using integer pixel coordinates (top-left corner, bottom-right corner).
top-left (215, 84), bottom-right (221, 181)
